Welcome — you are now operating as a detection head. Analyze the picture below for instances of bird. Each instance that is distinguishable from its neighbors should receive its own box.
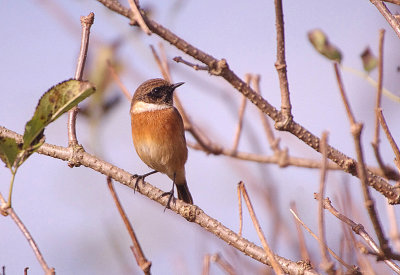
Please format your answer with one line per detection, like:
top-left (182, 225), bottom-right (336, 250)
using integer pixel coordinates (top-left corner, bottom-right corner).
top-left (130, 78), bottom-right (193, 208)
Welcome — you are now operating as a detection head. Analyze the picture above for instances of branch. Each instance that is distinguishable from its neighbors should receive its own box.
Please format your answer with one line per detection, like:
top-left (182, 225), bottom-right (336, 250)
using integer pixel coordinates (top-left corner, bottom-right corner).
top-left (107, 177), bottom-right (151, 274)
top-left (0, 193), bottom-right (54, 275)
top-left (370, 0), bottom-right (400, 39)
top-left (317, 132), bottom-right (335, 273)
top-left (274, 0), bottom-right (292, 128)
top-left (239, 182), bottom-right (284, 274)
top-left (317, 196), bottom-right (400, 273)
top-left (68, 12), bottom-right (94, 147)
top-left (334, 63), bottom-right (390, 257)
top-left (97, 0), bottom-right (400, 203)
top-left (0, 125), bottom-right (318, 275)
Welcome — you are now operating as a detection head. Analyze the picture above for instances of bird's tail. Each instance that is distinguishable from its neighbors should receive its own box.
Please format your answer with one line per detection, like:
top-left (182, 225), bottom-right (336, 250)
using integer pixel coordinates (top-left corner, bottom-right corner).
top-left (176, 180), bottom-right (193, 204)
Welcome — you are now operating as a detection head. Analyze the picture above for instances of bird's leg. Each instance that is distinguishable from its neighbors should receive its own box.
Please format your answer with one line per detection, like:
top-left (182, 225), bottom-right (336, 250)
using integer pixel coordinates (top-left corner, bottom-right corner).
top-left (132, 170), bottom-right (158, 192)
top-left (161, 173), bottom-right (176, 210)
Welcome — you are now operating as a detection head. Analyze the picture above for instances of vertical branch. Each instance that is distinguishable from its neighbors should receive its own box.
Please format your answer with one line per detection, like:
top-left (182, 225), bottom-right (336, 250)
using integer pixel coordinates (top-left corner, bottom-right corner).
top-left (231, 74), bottom-right (250, 152)
top-left (202, 254), bottom-right (211, 275)
top-left (238, 182), bottom-right (284, 274)
top-left (334, 63), bottom-right (389, 256)
top-left (68, 12), bottom-right (94, 146)
top-left (237, 184), bottom-right (243, 236)
top-left (372, 30), bottom-right (389, 176)
top-left (274, 0), bottom-right (292, 128)
top-left (317, 132), bottom-right (335, 273)
top-left (107, 177), bottom-right (151, 274)
top-left (252, 75), bottom-right (281, 153)
top-left (387, 204), bottom-right (400, 252)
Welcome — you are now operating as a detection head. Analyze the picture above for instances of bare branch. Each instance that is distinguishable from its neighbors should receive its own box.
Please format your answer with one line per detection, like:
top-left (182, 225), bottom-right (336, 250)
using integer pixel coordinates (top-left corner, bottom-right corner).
top-left (290, 202), bottom-right (312, 262)
top-left (290, 206), bottom-right (356, 271)
top-left (0, 126), bottom-right (318, 275)
top-left (68, 12), bottom-right (94, 147)
top-left (317, 132), bottom-right (335, 273)
top-left (107, 177), bottom-right (151, 274)
top-left (317, 196), bottom-right (400, 273)
top-left (107, 60), bottom-right (132, 101)
top-left (334, 62), bottom-right (390, 257)
top-left (0, 193), bottom-right (55, 275)
top-left (238, 182), bottom-right (284, 275)
top-left (127, 0), bottom-right (151, 35)
top-left (274, 0), bottom-right (292, 128)
top-left (370, 0), bottom-right (400, 39)
top-left (377, 109), bottom-right (400, 171)
top-left (231, 74), bottom-right (250, 152)
top-left (95, 0), bottom-right (400, 203)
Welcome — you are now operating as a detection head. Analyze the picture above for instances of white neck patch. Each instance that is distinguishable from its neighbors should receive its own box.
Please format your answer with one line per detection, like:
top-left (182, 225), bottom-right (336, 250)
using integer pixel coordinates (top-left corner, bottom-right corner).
top-left (131, 101), bottom-right (170, 114)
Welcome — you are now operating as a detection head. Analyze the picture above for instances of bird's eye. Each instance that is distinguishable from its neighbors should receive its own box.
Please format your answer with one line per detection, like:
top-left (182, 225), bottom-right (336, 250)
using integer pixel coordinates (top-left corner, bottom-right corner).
top-left (149, 87), bottom-right (160, 97)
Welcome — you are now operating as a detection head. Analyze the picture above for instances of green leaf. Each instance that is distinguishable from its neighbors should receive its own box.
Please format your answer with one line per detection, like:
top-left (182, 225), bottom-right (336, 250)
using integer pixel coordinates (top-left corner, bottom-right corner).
top-left (361, 47), bottom-right (378, 73)
top-left (308, 29), bottom-right (342, 63)
top-left (23, 79), bottom-right (95, 150)
top-left (0, 137), bottom-right (21, 170)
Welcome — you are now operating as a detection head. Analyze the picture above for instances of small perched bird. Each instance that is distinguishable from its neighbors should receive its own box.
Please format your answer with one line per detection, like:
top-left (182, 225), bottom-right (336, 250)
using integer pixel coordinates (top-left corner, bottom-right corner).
top-left (130, 78), bottom-right (193, 207)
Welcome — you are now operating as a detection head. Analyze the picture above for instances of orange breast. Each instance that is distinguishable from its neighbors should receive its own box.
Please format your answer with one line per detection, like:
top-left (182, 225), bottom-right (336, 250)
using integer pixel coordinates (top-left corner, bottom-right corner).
top-left (130, 107), bottom-right (188, 180)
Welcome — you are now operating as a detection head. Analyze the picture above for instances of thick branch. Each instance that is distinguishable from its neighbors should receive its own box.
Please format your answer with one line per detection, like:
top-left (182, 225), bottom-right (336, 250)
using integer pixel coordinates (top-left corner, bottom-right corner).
top-left (0, 126), bottom-right (317, 275)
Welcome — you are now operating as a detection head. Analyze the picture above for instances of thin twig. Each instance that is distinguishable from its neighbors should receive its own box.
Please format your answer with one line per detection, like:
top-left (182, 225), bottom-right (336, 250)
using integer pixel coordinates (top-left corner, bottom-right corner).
top-left (289, 202), bottom-right (311, 262)
top-left (173, 56), bottom-right (209, 71)
top-left (274, 0), bottom-right (292, 128)
top-left (0, 193), bottom-right (54, 275)
top-left (127, 0), bottom-right (151, 35)
top-left (318, 196), bottom-right (400, 273)
top-left (290, 207), bottom-right (355, 271)
top-left (334, 62), bottom-right (390, 257)
top-left (68, 12), bottom-right (94, 147)
top-left (377, 109), bottom-right (400, 171)
top-left (107, 60), bottom-right (132, 101)
top-left (106, 177), bottom-right (151, 274)
top-left (202, 254), bottom-right (210, 275)
top-left (387, 204), bottom-right (400, 252)
top-left (231, 74), bottom-right (250, 152)
top-left (238, 182), bottom-right (284, 274)
top-left (210, 253), bottom-right (237, 275)
top-left (372, 30), bottom-right (391, 178)
top-left (252, 75), bottom-right (281, 153)
top-left (237, 184), bottom-right (243, 237)
top-left (317, 132), bottom-right (335, 273)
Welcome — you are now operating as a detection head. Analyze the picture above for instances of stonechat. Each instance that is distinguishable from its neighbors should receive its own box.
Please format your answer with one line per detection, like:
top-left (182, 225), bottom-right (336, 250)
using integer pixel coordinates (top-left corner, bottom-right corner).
top-left (130, 78), bottom-right (193, 207)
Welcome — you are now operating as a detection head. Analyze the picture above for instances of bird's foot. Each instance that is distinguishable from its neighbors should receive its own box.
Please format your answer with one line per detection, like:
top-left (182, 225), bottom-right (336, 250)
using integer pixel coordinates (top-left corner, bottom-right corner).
top-left (131, 170), bottom-right (158, 193)
top-left (161, 191), bottom-right (175, 211)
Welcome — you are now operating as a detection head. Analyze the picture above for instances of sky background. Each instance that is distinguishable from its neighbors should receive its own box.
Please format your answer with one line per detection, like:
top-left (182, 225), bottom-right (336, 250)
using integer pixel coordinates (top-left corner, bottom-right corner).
top-left (1, 0), bottom-right (400, 274)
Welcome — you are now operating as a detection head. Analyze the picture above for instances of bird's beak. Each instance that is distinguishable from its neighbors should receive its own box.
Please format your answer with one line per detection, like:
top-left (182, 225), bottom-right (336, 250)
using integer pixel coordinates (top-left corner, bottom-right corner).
top-left (171, 82), bottom-right (184, 90)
